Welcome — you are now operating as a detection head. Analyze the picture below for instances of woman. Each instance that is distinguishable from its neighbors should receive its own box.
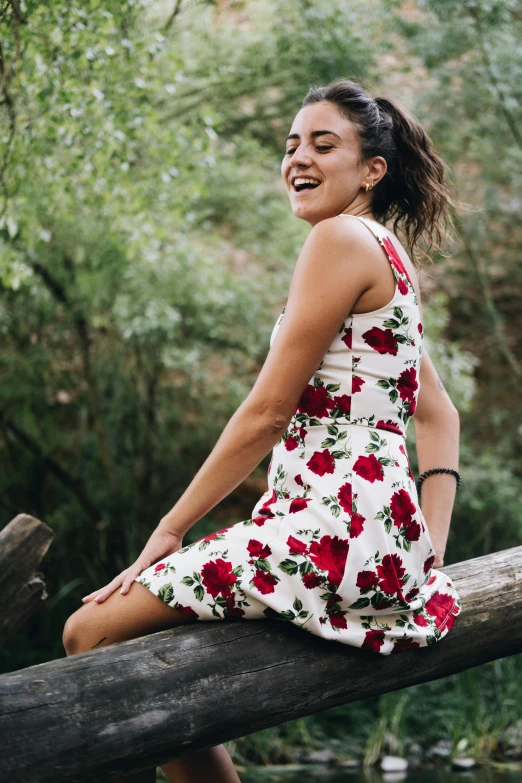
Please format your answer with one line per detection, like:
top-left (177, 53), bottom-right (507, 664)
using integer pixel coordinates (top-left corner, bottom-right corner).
top-left (63, 78), bottom-right (462, 782)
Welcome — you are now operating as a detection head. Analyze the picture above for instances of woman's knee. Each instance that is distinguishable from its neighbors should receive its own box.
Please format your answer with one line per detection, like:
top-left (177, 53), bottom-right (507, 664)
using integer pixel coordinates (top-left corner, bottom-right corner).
top-left (62, 604), bottom-right (108, 656)
top-left (62, 582), bottom-right (191, 657)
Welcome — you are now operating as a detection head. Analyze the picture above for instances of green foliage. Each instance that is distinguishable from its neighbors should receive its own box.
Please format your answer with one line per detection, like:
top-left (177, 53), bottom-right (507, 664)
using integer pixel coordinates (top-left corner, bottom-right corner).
top-left (1, 0), bottom-right (522, 768)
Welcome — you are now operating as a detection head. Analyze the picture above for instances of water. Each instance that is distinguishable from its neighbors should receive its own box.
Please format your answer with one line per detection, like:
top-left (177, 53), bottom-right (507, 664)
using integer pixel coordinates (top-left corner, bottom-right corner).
top-left (240, 766), bottom-right (521, 783)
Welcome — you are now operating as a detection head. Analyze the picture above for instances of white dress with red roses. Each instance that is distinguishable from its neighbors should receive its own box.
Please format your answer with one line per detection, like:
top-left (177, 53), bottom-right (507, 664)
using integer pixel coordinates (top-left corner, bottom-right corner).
top-left (135, 214), bottom-right (462, 655)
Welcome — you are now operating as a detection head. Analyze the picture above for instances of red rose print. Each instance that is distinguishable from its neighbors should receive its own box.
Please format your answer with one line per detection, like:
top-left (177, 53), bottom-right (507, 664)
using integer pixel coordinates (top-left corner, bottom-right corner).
top-left (390, 488), bottom-right (416, 528)
top-left (295, 474), bottom-right (304, 486)
top-left (413, 612), bottom-right (429, 627)
top-left (425, 591), bottom-right (456, 629)
top-left (352, 375), bottom-right (365, 393)
top-left (247, 539), bottom-right (272, 559)
top-left (287, 535), bottom-right (309, 555)
top-left (203, 527), bottom-right (230, 542)
top-left (373, 596), bottom-right (395, 610)
top-left (398, 277), bottom-right (409, 295)
top-left (309, 534), bottom-right (349, 587)
top-left (356, 570), bottom-right (378, 590)
top-left (201, 558), bottom-right (238, 598)
top-left (423, 554), bottom-right (435, 574)
top-left (326, 592), bottom-right (342, 608)
top-left (404, 521), bottom-right (421, 541)
top-left (342, 327), bottom-right (352, 348)
top-left (329, 610), bottom-right (348, 629)
top-left (297, 384), bottom-right (335, 418)
top-left (376, 419), bottom-right (404, 435)
top-left (302, 572), bottom-right (322, 589)
top-left (408, 397), bottom-right (417, 415)
top-left (307, 449), bottom-right (336, 476)
top-left (350, 512), bottom-right (366, 538)
top-left (289, 497), bottom-right (312, 514)
top-left (154, 563), bottom-right (166, 573)
top-left (337, 482), bottom-right (352, 513)
top-left (391, 637), bottom-right (420, 653)
top-left (362, 326), bottom-right (399, 356)
top-left (381, 235), bottom-right (413, 285)
top-left (176, 603), bottom-right (199, 619)
top-left (225, 596), bottom-right (246, 618)
top-left (253, 488), bottom-right (278, 525)
top-left (362, 629), bottom-right (385, 652)
top-left (418, 322), bottom-right (423, 334)
top-left (405, 586), bottom-right (419, 601)
top-left (353, 453), bottom-right (385, 483)
top-left (377, 553), bottom-right (406, 595)
top-left (252, 569), bottom-right (279, 594)
top-left (397, 367), bottom-right (418, 403)
top-left (426, 574), bottom-right (437, 585)
top-left (333, 393), bottom-right (351, 414)
top-left (285, 436), bottom-right (299, 451)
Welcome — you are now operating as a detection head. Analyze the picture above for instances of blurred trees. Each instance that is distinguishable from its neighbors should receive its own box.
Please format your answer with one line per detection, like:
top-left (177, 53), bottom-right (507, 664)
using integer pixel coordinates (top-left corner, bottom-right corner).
top-left (0, 2), bottom-right (521, 758)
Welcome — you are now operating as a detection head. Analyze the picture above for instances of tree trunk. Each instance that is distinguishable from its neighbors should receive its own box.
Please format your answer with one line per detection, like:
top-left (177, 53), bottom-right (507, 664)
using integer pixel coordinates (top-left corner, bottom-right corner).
top-left (1, 545), bottom-right (521, 782)
top-left (0, 514), bottom-right (54, 645)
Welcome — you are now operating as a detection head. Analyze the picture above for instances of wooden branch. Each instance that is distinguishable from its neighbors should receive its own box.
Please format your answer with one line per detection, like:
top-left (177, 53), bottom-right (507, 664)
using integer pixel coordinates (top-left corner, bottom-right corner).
top-left (0, 514), bottom-right (54, 645)
top-left (1, 545), bottom-right (522, 782)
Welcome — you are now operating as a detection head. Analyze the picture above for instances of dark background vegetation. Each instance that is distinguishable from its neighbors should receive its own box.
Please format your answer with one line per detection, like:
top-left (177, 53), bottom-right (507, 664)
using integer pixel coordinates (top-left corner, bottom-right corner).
top-left (1, 0), bottom-right (521, 769)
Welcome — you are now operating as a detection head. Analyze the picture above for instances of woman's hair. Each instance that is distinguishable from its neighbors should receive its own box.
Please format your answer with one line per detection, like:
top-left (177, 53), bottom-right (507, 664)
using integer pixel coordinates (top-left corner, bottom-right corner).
top-left (301, 78), bottom-right (462, 266)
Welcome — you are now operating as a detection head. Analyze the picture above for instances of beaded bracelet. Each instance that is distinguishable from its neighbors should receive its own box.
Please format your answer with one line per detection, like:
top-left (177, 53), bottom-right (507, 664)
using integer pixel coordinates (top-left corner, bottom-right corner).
top-left (416, 467), bottom-right (461, 497)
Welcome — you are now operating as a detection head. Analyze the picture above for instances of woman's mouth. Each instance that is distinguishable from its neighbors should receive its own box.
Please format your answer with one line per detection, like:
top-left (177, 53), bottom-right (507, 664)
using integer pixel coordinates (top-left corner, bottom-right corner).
top-left (291, 177), bottom-right (322, 196)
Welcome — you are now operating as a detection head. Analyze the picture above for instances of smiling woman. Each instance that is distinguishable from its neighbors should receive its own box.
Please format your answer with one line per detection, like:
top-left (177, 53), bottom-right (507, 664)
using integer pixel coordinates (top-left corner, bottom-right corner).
top-left (63, 77), bottom-right (464, 783)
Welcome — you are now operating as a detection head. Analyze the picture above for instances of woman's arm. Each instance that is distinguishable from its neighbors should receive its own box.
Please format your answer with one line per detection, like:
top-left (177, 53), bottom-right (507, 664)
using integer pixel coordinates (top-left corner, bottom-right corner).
top-left (413, 347), bottom-right (460, 567)
top-left (157, 217), bottom-right (378, 539)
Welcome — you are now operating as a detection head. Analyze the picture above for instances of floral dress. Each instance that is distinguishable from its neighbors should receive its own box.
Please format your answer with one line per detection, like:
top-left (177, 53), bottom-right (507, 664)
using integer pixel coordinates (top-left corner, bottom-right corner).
top-left (135, 214), bottom-right (461, 655)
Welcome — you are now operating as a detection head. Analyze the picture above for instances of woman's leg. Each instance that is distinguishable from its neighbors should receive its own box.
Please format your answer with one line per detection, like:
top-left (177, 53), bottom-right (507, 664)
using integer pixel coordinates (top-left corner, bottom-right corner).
top-left (62, 582), bottom-right (241, 783)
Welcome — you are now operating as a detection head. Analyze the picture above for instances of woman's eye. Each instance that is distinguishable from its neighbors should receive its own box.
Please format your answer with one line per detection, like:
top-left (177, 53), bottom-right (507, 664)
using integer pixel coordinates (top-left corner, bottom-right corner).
top-left (285, 146), bottom-right (332, 155)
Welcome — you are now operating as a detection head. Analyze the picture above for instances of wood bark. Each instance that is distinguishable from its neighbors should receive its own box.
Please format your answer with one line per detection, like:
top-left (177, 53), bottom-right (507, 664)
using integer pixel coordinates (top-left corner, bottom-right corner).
top-left (0, 514), bottom-right (54, 645)
top-left (1, 545), bottom-right (521, 782)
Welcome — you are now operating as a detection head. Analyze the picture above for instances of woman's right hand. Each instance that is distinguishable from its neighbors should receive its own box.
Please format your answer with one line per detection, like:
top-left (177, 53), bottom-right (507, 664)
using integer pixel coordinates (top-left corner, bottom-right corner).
top-left (81, 528), bottom-right (184, 604)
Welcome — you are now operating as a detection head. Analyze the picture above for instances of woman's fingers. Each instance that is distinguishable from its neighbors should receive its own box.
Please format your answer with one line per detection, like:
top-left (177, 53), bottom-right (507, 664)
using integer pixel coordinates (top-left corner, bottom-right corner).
top-left (82, 573), bottom-right (125, 604)
top-left (120, 565), bottom-right (145, 596)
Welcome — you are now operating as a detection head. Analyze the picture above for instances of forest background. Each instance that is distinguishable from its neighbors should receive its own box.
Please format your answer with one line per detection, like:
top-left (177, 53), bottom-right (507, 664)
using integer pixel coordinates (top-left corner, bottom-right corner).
top-left (1, 0), bottom-right (521, 770)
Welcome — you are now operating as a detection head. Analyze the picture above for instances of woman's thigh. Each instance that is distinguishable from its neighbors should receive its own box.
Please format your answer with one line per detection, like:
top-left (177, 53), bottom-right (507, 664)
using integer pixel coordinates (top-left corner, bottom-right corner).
top-left (62, 581), bottom-right (196, 655)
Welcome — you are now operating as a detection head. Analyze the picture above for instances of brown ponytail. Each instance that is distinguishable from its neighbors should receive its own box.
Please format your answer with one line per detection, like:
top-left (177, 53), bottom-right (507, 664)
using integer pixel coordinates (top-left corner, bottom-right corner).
top-left (301, 78), bottom-right (463, 266)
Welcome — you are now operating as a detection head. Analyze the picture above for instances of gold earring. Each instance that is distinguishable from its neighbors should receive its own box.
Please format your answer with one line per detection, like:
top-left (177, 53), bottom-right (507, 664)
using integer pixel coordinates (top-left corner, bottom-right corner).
top-left (365, 181), bottom-right (374, 192)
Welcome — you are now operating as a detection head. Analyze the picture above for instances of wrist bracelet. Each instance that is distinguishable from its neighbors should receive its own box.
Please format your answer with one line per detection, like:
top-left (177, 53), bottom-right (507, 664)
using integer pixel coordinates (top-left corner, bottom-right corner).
top-left (416, 467), bottom-right (461, 497)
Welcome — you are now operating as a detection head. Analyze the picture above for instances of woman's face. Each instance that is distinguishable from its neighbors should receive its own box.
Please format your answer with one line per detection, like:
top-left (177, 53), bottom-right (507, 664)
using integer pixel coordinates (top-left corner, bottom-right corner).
top-left (281, 101), bottom-right (385, 227)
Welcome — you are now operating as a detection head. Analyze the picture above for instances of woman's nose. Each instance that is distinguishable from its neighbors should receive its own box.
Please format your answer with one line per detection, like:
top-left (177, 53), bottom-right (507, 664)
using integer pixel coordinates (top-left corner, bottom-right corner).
top-left (290, 147), bottom-right (313, 168)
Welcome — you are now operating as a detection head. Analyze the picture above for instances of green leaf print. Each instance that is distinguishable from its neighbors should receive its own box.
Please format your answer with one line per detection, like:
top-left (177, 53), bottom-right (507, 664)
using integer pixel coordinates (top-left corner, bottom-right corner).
top-left (349, 597), bottom-right (370, 610)
top-left (393, 306), bottom-right (404, 320)
top-left (194, 584), bottom-right (205, 602)
top-left (280, 609), bottom-right (296, 620)
top-left (377, 380), bottom-right (391, 389)
top-left (157, 583), bottom-right (174, 604)
top-left (181, 576), bottom-right (195, 586)
top-left (326, 383), bottom-right (341, 393)
top-left (293, 597), bottom-right (303, 612)
top-left (279, 558), bottom-right (299, 575)
top-left (382, 318), bottom-right (401, 328)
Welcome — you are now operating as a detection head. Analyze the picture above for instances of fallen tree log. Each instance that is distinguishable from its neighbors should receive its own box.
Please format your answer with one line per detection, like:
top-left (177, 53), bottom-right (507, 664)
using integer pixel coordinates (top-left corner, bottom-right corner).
top-left (1, 545), bottom-right (521, 783)
top-left (0, 514), bottom-right (54, 645)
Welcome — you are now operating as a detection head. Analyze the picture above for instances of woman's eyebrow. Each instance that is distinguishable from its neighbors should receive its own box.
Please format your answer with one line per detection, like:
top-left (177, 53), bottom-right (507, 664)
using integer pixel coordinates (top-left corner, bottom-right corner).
top-left (285, 130), bottom-right (342, 142)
